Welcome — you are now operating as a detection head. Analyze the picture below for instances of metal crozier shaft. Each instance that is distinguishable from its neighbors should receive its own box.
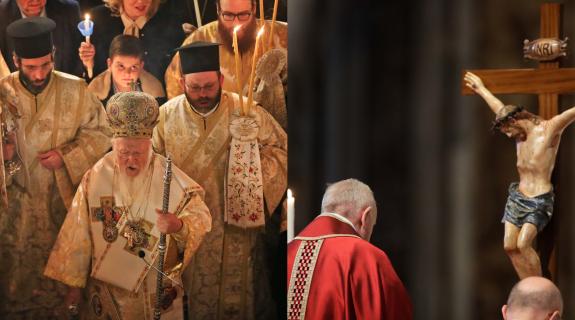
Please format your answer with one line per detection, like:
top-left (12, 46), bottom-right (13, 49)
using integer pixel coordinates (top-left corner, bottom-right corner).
top-left (154, 156), bottom-right (172, 320)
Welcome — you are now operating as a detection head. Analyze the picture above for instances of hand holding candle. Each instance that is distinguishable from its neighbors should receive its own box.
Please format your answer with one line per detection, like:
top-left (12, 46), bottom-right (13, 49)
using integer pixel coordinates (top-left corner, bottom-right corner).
top-left (233, 26), bottom-right (246, 115)
top-left (247, 27), bottom-right (265, 110)
top-left (77, 13), bottom-right (95, 78)
top-left (287, 189), bottom-right (295, 242)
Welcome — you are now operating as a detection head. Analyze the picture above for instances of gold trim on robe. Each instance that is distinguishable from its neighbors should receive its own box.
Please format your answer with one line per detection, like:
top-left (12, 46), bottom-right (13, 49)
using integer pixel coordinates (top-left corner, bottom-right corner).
top-left (164, 20), bottom-right (288, 100)
top-left (0, 70), bottom-right (111, 317)
top-left (152, 90), bottom-right (287, 319)
top-left (45, 152), bottom-right (212, 319)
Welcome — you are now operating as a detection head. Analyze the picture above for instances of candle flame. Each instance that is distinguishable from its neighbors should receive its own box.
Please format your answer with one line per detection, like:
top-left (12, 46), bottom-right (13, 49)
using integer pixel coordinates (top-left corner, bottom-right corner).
top-left (257, 26), bottom-right (265, 38)
top-left (85, 13), bottom-right (90, 21)
top-left (233, 25), bottom-right (241, 34)
top-left (287, 189), bottom-right (293, 198)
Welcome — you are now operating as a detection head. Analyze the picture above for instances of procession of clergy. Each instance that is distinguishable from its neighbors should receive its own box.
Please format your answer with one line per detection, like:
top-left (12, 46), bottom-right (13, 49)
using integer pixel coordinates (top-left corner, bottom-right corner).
top-left (0, 0), bottom-right (288, 318)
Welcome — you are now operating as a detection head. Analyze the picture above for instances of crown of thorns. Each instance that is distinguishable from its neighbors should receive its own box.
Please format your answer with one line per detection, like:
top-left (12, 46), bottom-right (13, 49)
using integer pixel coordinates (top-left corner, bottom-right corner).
top-left (492, 105), bottom-right (524, 130)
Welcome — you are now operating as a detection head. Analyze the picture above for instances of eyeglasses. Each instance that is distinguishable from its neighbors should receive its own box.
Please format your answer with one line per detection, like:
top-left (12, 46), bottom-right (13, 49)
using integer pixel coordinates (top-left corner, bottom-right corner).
top-left (220, 11), bottom-right (252, 21)
top-left (186, 82), bottom-right (218, 94)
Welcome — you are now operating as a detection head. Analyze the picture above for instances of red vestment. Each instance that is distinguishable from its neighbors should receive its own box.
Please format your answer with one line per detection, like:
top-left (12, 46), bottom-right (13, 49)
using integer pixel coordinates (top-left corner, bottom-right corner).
top-left (287, 215), bottom-right (413, 320)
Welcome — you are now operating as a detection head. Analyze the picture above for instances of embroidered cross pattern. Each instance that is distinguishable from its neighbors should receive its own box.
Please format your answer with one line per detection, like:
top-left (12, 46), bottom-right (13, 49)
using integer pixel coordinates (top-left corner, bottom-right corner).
top-left (120, 219), bottom-right (158, 256)
top-left (90, 196), bottom-right (124, 243)
top-left (288, 239), bottom-right (324, 320)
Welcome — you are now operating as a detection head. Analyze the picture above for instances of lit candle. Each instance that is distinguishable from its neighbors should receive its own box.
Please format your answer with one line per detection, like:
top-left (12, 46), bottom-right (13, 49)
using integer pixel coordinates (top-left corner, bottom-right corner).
top-left (233, 26), bottom-right (246, 115)
top-left (287, 189), bottom-right (295, 243)
top-left (267, 0), bottom-right (279, 50)
top-left (247, 27), bottom-right (264, 111)
top-left (84, 14), bottom-right (91, 43)
top-left (84, 13), bottom-right (93, 79)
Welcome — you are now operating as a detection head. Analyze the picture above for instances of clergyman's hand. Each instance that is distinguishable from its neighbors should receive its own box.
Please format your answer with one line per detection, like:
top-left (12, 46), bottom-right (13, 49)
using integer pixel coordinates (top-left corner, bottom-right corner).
top-left (2, 131), bottom-right (16, 160)
top-left (64, 286), bottom-right (82, 318)
top-left (464, 71), bottom-right (485, 93)
top-left (155, 209), bottom-right (183, 234)
top-left (38, 150), bottom-right (64, 170)
top-left (230, 110), bottom-right (260, 141)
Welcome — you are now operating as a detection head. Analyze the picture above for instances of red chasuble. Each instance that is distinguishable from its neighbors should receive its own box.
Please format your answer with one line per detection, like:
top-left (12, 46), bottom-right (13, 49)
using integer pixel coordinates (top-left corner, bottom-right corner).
top-left (287, 215), bottom-right (413, 320)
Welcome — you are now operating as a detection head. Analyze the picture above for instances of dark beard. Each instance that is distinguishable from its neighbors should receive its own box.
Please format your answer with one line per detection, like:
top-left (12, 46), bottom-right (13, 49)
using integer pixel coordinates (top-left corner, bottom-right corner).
top-left (186, 86), bottom-right (223, 115)
top-left (218, 18), bottom-right (258, 54)
top-left (19, 71), bottom-right (51, 95)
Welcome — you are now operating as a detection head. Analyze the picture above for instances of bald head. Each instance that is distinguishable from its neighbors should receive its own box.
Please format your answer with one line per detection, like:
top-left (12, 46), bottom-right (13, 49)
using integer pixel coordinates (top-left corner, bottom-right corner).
top-left (502, 277), bottom-right (563, 320)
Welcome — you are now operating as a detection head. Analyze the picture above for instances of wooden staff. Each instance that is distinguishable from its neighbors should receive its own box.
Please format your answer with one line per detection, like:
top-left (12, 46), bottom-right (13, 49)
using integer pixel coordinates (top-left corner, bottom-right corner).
top-left (153, 156), bottom-right (172, 320)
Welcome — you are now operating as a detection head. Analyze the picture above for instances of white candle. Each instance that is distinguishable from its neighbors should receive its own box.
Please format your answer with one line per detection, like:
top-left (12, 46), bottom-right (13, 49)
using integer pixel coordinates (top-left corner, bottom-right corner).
top-left (232, 26), bottom-right (245, 115)
top-left (84, 14), bottom-right (91, 43)
top-left (287, 189), bottom-right (295, 242)
top-left (247, 27), bottom-right (264, 109)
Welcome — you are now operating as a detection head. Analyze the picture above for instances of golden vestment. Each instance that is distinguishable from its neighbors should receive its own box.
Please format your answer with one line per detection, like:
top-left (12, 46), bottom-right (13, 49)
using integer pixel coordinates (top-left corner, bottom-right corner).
top-left (88, 69), bottom-right (166, 105)
top-left (0, 71), bottom-right (111, 317)
top-left (164, 20), bottom-right (288, 100)
top-left (152, 91), bottom-right (287, 319)
top-left (44, 152), bottom-right (212, 319)
top-left (0, 54), bottom-right (8, 79)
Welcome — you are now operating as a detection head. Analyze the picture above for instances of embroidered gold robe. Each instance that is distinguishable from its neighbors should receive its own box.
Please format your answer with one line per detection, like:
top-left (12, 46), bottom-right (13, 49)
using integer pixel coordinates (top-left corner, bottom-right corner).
top-left (0, 71), bottom-right (111, 317)
top-left (44, 152), bottom-right (212, 320)
top-left (0, 54), bottom-right (8, 79)
top-left (88, 68), bottom-right (166, 107)
top-left (152, 91), bottom-right (287, 319)
top-left (164, 20), bottom-right (288, 100)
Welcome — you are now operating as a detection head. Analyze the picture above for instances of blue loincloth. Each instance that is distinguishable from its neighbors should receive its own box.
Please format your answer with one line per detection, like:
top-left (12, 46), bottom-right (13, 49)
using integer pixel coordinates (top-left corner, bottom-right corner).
top-left (502, 182), bottom-right (554, 232)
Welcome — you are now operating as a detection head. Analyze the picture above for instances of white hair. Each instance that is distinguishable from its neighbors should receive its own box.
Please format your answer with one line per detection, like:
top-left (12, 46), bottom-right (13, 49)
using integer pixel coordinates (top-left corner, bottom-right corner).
top-left (321, 178), bottom-right (377, 217)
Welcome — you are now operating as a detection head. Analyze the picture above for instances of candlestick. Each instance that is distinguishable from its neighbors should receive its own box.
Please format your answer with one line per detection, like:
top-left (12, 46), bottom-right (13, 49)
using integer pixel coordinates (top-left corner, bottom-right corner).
top-left (233, 26), bottom-right (246, 115)
top-left (287, 189), bottom-right (295, 243)
top-left (247, 27), bottom-right (264, 110)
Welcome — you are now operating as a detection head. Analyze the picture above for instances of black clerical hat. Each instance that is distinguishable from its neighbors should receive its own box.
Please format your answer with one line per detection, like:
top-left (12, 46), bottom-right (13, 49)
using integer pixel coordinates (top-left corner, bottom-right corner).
top-left (7, 17), bottom-right (56, 59)
top-left (175, 41), bottom-right (220, 74)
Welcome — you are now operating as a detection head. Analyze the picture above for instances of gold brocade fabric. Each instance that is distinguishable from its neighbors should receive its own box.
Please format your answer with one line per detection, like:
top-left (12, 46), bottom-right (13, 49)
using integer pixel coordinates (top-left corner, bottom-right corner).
top-left (164, 20), bottom-right (288, 100)
top-left (0, 71), bottom-right (111, 318)
top-left (152, 91), bottom-right (287, 319)
top-left (88, 69), bottom-right (166, 103)
top-left (0, 54), bottom-right (9, 79)
top-left (44, 153), bottom-right (212, 319)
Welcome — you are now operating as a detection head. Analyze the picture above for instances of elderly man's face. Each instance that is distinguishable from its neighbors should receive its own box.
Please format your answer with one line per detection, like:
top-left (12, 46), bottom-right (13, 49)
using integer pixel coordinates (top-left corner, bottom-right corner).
top-left (181, 71), bottom-right (223, 113)
top-left (16, 0), bottom-right (46, 17)
top-left (113, 138), bottom-right (151, 177)
top-left (15, 53), bottom-right (53, 93)
top-left (122, 0), bottom-right (152, 19)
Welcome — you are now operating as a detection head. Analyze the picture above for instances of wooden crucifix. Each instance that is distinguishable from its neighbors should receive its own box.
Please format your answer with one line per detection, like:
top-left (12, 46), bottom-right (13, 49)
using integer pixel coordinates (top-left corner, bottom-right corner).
top-left (461, 3), bottom-right (575, 280)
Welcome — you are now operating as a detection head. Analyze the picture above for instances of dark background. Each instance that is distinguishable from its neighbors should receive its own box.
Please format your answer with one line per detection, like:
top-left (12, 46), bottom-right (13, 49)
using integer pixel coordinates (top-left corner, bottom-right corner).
top-left (289, 0), bottom-right (575, 319)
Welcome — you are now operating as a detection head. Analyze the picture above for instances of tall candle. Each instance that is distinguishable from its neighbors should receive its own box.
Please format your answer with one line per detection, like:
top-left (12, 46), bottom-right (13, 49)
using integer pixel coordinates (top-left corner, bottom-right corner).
top-left (267, 0), bottom-right (279, 49)
top-left (84, 14), bottom-right (91, 43)
top-left (232, 26), bottom-right (246, 115)
top-left (84, 13), bottom-right (93, 79)
top-left (287, 189), bottom-right (295, 243)
top-left (247, 27), bottom-right (264, 111)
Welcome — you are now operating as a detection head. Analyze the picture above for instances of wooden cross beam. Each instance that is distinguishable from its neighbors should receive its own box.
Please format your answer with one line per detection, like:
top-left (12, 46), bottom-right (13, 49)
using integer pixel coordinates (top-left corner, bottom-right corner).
top-left (461, 3), bottom-right (572, 279)
top-left (462, 3), bottom-right (571, 120)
